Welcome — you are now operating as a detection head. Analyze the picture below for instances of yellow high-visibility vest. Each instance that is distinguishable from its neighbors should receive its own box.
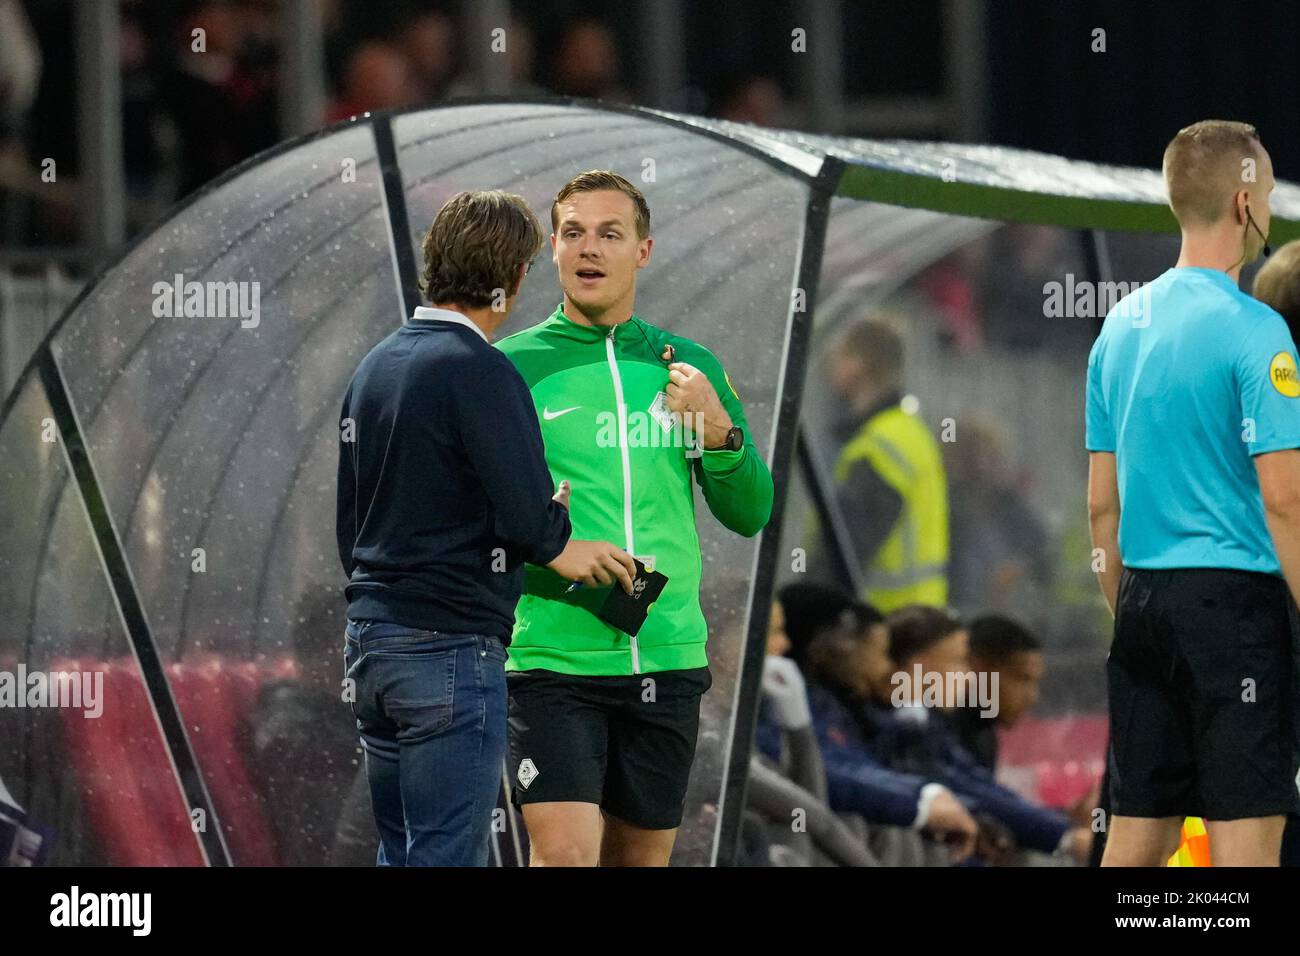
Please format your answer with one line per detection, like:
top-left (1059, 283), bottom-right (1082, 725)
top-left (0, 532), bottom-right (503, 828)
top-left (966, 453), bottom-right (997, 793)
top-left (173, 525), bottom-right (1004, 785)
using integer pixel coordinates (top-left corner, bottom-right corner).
top-left (835, 403), bottom-right (949, 612)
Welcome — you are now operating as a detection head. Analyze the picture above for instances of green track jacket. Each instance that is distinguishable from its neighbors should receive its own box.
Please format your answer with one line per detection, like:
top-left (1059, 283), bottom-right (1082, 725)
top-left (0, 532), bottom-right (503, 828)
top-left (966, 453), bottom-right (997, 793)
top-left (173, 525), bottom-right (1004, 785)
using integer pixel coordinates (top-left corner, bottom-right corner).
top-left (496, 305), bottom-right (774, 675)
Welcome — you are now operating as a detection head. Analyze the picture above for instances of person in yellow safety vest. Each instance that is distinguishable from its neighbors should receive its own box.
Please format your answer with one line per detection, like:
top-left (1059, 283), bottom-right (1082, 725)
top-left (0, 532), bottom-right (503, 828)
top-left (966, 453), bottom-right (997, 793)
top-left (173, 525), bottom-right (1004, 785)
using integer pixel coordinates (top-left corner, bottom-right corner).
top-left (823, 317), bottom-right (949, 613)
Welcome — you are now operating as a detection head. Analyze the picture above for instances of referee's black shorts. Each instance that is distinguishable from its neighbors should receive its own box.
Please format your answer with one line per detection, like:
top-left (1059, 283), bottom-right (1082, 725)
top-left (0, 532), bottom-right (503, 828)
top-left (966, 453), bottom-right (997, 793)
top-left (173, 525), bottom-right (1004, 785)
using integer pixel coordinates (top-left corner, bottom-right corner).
top-left (506, 667), bottom-right (712, 830)
top-left (1108, 567), bottom-right (1300, 820)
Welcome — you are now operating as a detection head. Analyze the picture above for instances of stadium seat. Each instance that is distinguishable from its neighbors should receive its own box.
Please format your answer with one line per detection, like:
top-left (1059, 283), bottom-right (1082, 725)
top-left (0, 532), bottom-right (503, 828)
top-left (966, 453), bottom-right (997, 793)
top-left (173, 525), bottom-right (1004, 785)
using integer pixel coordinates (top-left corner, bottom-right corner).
top-left (55, 653), bottom-right (301, 865)
top-left (168, 656), bottom-right (281, 866)
top-left (54, 656), bottom-right (204, 865)
top-left (998, 714), bottom-right (1108, 807)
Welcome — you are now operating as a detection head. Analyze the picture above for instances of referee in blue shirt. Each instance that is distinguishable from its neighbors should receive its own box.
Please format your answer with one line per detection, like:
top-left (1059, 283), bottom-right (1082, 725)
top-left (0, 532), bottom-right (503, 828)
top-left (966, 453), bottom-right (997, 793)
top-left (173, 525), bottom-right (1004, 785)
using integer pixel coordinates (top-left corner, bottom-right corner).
top-left (1088, 121), bottom-right (1300, 867)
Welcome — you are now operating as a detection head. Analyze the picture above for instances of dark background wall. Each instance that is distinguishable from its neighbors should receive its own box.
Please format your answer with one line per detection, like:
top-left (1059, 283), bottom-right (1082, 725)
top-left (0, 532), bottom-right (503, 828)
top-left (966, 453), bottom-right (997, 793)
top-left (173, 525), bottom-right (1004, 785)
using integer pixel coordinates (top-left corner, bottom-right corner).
top-left (988, 0), bottom-right (1300, 172)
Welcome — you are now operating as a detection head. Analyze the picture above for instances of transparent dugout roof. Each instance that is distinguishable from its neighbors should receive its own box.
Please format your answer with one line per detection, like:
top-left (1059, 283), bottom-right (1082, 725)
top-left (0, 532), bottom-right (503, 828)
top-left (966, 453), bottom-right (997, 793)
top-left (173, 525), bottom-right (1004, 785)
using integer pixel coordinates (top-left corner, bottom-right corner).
top-left (6, 98), bottom-right (1291, 866)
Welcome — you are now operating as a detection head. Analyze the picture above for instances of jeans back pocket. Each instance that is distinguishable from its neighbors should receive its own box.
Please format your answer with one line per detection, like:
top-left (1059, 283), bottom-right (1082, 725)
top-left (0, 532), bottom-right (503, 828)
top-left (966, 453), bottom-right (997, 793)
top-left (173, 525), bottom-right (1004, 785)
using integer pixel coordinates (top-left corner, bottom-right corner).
top-left (372, 646), bottom-right (458, 742)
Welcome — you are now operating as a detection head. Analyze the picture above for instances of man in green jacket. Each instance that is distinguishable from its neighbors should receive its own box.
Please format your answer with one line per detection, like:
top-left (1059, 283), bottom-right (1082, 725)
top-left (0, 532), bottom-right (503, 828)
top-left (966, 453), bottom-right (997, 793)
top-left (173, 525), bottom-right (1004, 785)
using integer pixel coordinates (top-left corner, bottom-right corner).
top-left (497, 170), bottom-right (774, 866)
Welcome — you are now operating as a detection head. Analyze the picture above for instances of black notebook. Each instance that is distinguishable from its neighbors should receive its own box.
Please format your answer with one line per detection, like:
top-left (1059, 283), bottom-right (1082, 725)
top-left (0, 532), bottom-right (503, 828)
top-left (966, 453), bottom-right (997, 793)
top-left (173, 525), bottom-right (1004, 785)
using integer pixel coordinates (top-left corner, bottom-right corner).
top-left (597, 559), bottom-right (669, 636)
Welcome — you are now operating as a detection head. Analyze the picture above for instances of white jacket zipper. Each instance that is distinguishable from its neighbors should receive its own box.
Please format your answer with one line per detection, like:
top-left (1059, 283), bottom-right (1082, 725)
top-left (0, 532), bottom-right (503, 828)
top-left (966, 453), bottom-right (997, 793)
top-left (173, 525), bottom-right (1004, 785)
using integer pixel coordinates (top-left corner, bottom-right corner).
top-left (605, 326), bottom-right (640, 674)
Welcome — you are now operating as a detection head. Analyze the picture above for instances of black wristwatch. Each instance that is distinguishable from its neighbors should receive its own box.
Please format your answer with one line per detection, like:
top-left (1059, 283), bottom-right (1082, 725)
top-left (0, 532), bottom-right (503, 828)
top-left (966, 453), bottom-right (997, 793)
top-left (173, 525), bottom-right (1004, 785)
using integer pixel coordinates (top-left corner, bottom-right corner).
top-left (718, 425), bottom-right (743, 451)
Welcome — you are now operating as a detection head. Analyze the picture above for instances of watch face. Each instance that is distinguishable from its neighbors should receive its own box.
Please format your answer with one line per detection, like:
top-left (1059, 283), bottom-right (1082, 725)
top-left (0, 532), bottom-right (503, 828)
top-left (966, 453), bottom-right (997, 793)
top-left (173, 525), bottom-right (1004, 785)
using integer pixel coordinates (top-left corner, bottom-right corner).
top-left (728, 426), bottom-right (743, 450)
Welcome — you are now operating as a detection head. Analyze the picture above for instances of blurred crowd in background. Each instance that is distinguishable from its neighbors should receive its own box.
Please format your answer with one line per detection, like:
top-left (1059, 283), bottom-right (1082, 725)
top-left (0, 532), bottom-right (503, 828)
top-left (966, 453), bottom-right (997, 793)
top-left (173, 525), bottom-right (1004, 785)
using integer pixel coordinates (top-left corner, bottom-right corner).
top-left (8, 0), bottom-right (1300, 256)
top-left (0, 0), bottom-right (797, 251)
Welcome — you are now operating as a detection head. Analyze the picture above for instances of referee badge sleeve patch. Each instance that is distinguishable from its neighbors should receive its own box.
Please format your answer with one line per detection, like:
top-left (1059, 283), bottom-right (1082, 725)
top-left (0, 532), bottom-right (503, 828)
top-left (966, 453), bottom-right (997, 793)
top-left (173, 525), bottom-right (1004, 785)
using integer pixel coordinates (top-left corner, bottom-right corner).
top-left (1269, 350), bottom-right (1300, 397)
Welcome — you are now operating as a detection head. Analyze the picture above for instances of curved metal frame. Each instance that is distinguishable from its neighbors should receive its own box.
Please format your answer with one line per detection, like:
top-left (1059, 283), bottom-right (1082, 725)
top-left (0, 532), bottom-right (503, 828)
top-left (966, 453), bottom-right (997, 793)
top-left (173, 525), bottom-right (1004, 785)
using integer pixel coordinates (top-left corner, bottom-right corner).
top-left (0, 95), bottom-right (1199, 867)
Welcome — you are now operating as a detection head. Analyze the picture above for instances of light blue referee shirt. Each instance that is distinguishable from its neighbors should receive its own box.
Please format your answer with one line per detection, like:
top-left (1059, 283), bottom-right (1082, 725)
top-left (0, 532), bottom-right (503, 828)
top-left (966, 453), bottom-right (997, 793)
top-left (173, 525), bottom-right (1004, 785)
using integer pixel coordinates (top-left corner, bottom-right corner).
top-left (1085, 266), bottom-right (1300, 573)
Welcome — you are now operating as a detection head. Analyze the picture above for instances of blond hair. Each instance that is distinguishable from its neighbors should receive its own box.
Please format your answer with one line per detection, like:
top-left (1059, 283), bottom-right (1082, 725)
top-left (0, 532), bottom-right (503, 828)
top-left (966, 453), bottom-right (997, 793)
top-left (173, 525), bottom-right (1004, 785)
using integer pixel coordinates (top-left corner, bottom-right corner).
top-left (1252, 239), bottom-right (1300, 326)
top-left (1163, 120), bottom-right (1261, 227)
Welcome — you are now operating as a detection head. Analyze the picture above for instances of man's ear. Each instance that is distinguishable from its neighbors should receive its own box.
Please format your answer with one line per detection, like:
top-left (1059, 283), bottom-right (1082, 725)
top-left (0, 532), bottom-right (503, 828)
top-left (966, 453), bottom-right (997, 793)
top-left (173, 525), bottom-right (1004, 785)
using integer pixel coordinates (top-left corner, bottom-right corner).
top-left (1236, 189), bottom-right (1251, 225)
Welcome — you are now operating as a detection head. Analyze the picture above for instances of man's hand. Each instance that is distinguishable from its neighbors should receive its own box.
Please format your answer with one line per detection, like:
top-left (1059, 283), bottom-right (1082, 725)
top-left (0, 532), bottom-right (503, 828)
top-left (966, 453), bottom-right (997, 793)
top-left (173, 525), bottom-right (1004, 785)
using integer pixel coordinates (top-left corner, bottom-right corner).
top-left (924, 789), bottom-right (978, 863)
top-left (546, 539), bottom-right (637, 594)
top-left (662, 349), bottom-right (733, 450)
top-left (545, 480), bottom-right (635, 592)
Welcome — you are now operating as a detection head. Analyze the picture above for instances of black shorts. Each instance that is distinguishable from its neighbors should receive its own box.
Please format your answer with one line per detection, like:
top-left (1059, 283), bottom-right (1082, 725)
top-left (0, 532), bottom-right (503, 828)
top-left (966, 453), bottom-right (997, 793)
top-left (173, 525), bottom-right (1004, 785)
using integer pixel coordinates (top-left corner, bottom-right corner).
top-left (1108, 567), bottom-right (1300, 820)
top-left (506, 667), bottom-right (712, 830)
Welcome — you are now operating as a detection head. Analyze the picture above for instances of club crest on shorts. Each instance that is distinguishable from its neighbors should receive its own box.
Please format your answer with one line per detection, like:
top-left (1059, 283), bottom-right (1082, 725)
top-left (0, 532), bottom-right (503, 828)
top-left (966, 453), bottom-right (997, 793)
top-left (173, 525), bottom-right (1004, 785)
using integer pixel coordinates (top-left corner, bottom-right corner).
top-left (517, 758), bottom-right (539, 789)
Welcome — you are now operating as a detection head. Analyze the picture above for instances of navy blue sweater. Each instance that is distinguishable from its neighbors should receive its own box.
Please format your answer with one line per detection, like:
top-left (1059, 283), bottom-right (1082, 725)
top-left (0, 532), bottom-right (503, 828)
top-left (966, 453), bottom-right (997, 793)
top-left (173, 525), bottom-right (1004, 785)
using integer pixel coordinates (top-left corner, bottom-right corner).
top-left (336, 315), bottom-right (571, 641)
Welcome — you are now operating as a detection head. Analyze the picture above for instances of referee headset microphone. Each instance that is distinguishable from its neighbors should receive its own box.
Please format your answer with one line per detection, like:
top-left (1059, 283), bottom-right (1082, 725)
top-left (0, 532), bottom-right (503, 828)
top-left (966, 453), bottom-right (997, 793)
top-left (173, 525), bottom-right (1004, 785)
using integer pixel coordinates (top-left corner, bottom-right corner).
top-left (1246, 203), bottom-right (1273, 258)
top-left (634, 321), bottom-right (674, 366)
top-left (1228, 202), bottom-right (1271, 273)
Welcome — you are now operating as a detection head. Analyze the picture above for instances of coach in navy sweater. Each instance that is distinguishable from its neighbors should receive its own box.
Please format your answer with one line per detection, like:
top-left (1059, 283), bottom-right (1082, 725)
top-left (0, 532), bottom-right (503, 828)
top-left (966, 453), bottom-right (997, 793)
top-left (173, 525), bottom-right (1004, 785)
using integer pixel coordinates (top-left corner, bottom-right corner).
top-left (336, 307), bottom-right (569, 638)
top-left (336, 190), bottom-right (635, 867)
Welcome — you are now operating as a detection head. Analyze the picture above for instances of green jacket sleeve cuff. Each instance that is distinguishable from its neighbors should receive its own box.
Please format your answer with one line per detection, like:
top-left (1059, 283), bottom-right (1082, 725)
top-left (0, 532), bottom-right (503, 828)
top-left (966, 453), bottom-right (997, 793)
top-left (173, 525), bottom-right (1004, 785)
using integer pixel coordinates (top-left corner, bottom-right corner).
top-left (698, 445), bottom-right (747, 471)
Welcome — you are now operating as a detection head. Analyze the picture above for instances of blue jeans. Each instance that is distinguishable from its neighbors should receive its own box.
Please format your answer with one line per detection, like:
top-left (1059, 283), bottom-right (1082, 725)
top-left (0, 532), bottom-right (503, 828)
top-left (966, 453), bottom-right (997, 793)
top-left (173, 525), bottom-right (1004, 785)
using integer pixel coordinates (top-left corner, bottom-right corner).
top-left (344, 620), bottom-right (507, 866)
